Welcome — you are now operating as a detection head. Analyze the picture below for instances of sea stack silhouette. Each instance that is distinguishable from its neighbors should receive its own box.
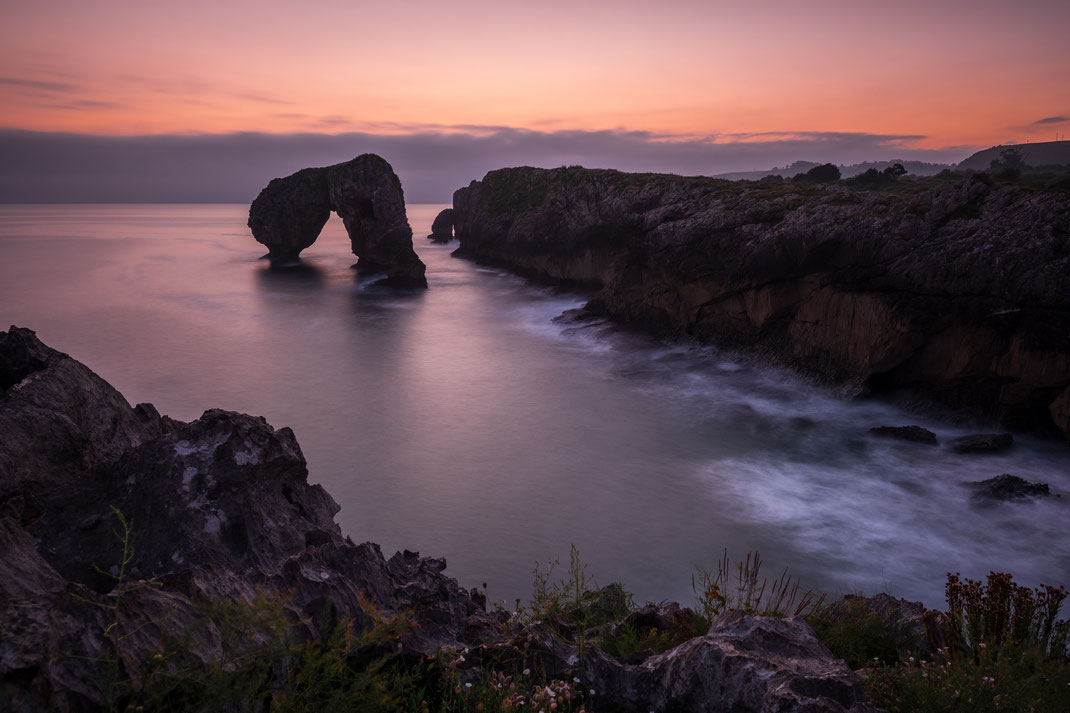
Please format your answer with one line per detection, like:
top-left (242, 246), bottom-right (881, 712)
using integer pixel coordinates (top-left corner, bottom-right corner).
top-left (248, 154), bottom-right (427, 287)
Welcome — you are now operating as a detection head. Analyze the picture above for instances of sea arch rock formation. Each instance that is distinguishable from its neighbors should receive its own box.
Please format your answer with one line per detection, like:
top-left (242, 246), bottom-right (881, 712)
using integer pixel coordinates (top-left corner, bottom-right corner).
top-left (248, 154), bottom-right (427, 287)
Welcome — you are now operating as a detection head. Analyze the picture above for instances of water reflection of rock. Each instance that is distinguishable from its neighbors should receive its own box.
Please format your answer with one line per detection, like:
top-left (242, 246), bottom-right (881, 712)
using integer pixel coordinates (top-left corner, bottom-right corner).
top-left (255, 262), bottom-right (327, 290)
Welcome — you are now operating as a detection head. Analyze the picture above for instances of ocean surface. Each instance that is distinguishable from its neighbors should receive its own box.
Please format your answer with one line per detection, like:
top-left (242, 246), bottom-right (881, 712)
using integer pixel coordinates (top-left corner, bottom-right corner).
top-left (2, 203), bottom-right (1068, 609)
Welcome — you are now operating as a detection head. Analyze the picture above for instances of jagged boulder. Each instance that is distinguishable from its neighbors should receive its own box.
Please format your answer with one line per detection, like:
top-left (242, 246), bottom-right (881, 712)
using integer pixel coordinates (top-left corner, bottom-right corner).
top-left (427, 207), bottom-right (455, 242)
top-left (970, 474), bottom-right (1051, 502)
top-left (248, 155), bottom-right (426, 286)
top-left (511, 610), bottom-right (879, 712)
top-left (0, 327), bottom-right (496, 711)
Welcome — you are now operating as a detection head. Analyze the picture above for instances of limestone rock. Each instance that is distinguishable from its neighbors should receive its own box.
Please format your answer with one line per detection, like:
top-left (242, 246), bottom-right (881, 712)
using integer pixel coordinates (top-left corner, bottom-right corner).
top-left (557, 611), bottom-right (878, 712)
top-left (452, 168), bottom-right (1070, 440)
top-left (248, 155), bottom-right (426, 286)
top-left (428, 207), bottom-right (455, 242)
top-left (0, 327), bottom-right (497, 710)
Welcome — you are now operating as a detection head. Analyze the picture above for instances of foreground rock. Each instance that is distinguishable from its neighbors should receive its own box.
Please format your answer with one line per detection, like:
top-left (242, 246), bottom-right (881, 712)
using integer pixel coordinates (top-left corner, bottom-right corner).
top-left (580, 611), bottom-right (879, 712)
top-left (427, 207), bottom-right (455, 242)
top-left (248, 154), bottom-right (427, 286)
top-left (970, 474), bottom-right (1051, 502)
top-left (452, 168), bottom-right (1070, 440)
top-left (0, 327), bottom-right (492, 711)
top-left (0, 326), bottom-right (876, 712)
top-left (867, 425), bottom-right (938, 444)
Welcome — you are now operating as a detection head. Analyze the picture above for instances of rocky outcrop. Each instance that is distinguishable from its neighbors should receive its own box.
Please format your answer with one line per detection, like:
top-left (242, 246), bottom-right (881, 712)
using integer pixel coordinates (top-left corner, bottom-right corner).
top-left (248, 154), bottom-right (426, 286)
top-left (452, 167), bottom-right (1070, 440)
top-left (969, 474), bottom-right (1051, 502)
top-left (428, 207), bottom-right (455, 242)
top-left (525, 610), bottom-right (879, 712)
top-left (0, 326), bottom-right (878, 712)
top-left (0, 327), bottom-right (493, 711)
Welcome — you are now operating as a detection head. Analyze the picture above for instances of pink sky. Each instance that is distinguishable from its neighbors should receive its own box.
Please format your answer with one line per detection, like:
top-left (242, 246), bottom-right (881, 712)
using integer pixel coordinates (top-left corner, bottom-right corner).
top-left (1, 0), bottom-right (1068, 150)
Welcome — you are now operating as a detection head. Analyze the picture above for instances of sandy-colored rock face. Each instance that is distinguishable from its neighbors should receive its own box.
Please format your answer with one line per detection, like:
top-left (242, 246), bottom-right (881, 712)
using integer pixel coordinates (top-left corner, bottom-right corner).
top-left (248, 154), bottom-right (426, 286)
top-left (453, 167), bottom-right (1070, 439)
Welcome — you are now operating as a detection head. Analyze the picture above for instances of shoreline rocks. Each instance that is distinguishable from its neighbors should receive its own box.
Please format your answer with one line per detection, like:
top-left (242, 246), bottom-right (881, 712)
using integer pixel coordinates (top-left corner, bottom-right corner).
top-left (451, 167), bottom-right (1070, 441)
top-left (0, 325), bottom-right (878, 712)
top-left (248, 154), bottom-right (427, 287)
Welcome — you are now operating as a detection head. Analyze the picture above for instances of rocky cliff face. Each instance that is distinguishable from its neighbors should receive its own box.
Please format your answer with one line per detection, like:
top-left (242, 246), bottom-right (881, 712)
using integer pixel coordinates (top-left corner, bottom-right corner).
top-left (0, 326), bottom-right (877, 712)
top-left (248, 154), bottom-right (427, 286)
top-left (453, 168), bottom-right (1070, 439)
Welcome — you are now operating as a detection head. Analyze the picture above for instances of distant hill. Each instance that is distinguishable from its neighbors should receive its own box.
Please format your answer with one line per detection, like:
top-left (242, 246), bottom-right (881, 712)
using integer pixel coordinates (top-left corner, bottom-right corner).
top-left (715, 159), bottom-right (952, 181)
top-left (957, 141), bottom-right (1070, 171)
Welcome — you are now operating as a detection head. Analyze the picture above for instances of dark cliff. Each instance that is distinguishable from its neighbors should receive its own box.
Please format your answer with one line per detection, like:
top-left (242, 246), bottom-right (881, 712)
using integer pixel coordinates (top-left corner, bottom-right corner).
top-left (452, 167), bottom-right (1070, 439)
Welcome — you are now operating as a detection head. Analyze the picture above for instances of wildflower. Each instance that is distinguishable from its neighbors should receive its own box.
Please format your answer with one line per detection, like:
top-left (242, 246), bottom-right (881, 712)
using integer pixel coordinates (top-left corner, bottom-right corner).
top-left (524, 668), bottom-right (531, 676)
top-left (466, 682), bottom-right (473, 689)
top-left (590, 689), bottom-right (596, 695)
top-left (573, 677), bottom-right (581, 684)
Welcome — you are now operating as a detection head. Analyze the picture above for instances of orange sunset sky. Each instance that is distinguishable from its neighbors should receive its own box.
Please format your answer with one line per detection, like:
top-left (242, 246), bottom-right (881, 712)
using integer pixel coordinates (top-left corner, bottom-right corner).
top-left (2, 0), bottom-right (1068, 147)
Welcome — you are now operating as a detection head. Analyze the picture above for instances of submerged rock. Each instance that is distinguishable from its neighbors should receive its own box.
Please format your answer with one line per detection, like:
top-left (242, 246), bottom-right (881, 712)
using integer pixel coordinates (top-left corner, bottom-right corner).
top-left (248, 154), bottom-right (426, 286)
top-left (867, 425), bottom-right (938, 444)
top-left (948, 432), bottom-right (1014, 453)
top-left (970, 474), bottom-right (1051, 502)
top-left (452, 168), bottom-right (1070, 440)
top-left (427, 207), bottom-right (455, 242)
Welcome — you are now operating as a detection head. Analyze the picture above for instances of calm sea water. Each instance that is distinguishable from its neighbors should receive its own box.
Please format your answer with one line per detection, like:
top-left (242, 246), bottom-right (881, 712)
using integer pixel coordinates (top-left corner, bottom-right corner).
top-left (1, 203), bottom-right (1068, 609)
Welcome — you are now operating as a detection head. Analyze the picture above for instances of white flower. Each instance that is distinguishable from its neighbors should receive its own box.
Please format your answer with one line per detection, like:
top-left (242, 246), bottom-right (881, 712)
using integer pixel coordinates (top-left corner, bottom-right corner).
top-left (465, 682), bottom-right (472, 689)
top-left (523, 668), bottom-right (531, 676)
top-left (573, 677), bottom-right (581, 684)
top-left (589, 689), bottom-right (596, 696)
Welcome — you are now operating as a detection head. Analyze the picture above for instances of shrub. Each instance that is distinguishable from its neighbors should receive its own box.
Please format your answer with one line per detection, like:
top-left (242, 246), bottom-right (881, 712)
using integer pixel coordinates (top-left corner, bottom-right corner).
top-left (792, 163), bottom-right (841, 183)
top-left (692, 550), bottom-right (824, 628)
top-left (866, 572), bottom-right (1070, 713)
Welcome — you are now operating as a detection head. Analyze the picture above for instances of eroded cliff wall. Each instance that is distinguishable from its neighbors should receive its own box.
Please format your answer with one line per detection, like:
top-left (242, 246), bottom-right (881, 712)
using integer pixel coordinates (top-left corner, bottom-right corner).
top-left (453, 168), bottom-right (1070, 438)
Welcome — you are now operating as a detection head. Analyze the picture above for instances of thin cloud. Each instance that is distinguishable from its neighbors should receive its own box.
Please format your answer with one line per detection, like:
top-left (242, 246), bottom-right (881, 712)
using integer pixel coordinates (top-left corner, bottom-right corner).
top-left (0, 76), bottom-right (80, 93)
top-left (236, 93), bottom-right (293, 106)
top-left (1032, 116), bottom-right (1068, 125)
top-left (45, 99), bottom-right (124, 111)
